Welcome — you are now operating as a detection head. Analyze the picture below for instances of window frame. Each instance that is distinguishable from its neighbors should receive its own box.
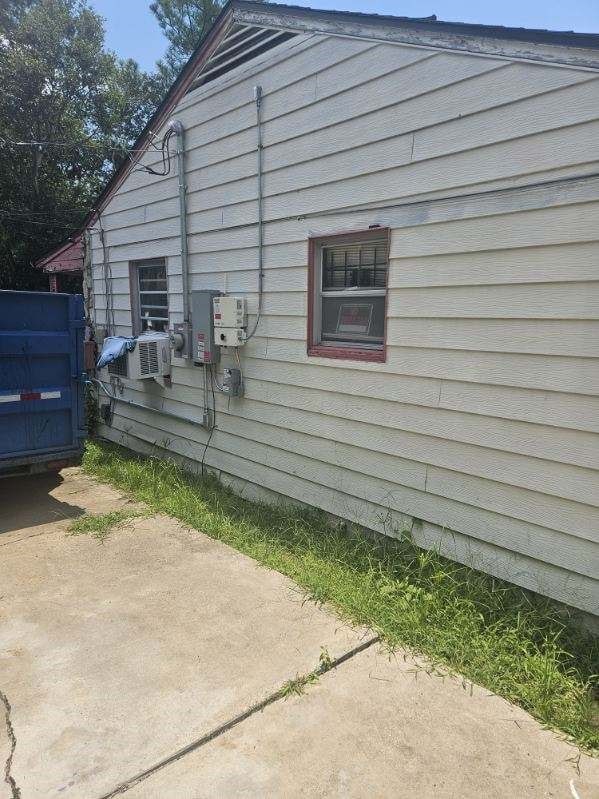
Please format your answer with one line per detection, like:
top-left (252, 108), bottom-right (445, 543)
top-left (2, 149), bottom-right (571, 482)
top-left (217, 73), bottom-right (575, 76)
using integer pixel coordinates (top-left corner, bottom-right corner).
top-left (307, 228), bottom-right (389, 363)
top-left (129, 258), bottom-right (169, 335)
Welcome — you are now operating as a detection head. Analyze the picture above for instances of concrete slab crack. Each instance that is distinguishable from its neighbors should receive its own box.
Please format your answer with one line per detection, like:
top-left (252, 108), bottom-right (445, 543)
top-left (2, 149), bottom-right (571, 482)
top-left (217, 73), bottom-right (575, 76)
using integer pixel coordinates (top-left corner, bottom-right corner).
top-left (97, 634), bottom-right (379, 798)
top-left (0, 690), bottom-right (21, 799)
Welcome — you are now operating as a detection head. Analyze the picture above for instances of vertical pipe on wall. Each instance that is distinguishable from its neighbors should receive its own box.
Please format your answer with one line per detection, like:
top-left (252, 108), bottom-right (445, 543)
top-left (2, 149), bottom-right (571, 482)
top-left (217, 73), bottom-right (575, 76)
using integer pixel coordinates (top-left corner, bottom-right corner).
top-left (168, 119), bottom-right (191, 352)
top-left (245, 85), bottom-right (264, 341)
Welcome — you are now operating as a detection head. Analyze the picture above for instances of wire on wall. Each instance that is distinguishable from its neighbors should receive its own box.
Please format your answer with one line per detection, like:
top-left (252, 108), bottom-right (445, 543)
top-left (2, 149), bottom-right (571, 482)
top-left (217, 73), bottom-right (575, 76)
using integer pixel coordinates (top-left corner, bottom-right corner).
top-left (200, 364), bottom-right (219, 475)
top-left (133, 127), bottom-right (176, 177)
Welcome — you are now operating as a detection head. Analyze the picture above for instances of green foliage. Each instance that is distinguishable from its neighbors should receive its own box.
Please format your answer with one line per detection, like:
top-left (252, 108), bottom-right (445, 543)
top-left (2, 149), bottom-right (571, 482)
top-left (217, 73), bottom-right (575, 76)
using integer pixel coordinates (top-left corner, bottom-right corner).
top-left (67, 507), bottom-right (142, 543)
top-left (150, 0), bottom-right (224, 89)
top-left (279, 671), bottom-right (319, 699)
top-left (83, 440), bottom-right (599, 752)
top-left (0, 0), bottom-right (160, 290)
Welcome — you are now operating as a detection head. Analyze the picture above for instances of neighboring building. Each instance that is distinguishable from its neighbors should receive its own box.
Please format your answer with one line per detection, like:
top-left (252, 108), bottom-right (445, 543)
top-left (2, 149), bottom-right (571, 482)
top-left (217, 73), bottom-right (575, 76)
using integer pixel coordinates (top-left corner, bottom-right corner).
top-left (88, 2), bottom-right (599, 614)
top-left (36, 234), bottom-right (84, 292)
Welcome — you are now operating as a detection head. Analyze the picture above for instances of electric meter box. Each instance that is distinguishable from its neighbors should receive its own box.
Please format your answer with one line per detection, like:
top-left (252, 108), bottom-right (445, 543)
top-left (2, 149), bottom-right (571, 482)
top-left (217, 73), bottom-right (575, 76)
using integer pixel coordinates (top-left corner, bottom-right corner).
top-left (213, 296), bottom-right (247, 329)
top-left (191, 290), bottom-right (221, 364)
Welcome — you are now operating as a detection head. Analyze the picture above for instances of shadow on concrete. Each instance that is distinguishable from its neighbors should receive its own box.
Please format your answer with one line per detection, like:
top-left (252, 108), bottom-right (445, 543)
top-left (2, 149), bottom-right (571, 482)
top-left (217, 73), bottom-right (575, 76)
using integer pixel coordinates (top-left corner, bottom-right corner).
top-left (0, 473), bottom-right (85, 535)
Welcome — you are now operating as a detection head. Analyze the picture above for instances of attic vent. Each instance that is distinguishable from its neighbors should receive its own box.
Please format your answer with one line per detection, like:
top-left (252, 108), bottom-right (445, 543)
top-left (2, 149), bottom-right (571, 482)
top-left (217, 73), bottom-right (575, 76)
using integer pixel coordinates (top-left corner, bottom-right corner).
top-left (190, 24), bottom-right (298, 90)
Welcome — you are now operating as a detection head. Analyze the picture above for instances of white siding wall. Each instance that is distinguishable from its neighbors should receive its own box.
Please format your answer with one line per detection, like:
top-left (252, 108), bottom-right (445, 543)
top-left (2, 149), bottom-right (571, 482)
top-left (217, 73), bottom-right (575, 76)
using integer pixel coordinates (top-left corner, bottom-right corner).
top-left (91, 32), bottom-right (599, 614)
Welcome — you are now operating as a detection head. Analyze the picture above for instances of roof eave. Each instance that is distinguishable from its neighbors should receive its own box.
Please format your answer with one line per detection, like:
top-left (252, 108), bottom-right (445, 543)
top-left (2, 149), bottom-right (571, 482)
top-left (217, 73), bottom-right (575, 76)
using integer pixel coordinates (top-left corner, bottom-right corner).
top-left (234, 2), bottom-right (599, 70)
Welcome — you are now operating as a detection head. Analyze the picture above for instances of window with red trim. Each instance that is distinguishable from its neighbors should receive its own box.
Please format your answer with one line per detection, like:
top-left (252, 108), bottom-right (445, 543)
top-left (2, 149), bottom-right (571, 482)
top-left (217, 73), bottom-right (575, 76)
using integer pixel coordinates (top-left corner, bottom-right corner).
top-left (307, 229), bottom-right (389, 362)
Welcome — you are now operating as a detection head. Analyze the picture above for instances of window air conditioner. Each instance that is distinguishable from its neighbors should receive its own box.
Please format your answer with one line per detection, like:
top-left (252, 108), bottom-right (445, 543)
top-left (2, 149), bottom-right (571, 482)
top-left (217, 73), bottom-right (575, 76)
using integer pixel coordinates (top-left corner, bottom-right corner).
top-left (129, 332), bottom-right (171, 380)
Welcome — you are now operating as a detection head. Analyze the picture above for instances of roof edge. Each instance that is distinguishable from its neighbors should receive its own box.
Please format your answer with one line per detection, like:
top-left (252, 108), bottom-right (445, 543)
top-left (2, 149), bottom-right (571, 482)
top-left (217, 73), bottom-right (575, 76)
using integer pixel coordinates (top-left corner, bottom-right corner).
top-left (233, 2), bottom-right (599, 51)
top-left (233, 2), bottom-right (599, 68)
top-left (35, 232), bottom-right (83, 269)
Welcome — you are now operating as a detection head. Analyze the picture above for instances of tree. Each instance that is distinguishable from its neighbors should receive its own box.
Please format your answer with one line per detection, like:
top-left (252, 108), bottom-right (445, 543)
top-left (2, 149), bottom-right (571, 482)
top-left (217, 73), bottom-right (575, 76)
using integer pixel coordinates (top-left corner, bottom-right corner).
top-left (0, 0), bottom-right (160, 290)
top-left (150, 0), bottom-right (224, 90)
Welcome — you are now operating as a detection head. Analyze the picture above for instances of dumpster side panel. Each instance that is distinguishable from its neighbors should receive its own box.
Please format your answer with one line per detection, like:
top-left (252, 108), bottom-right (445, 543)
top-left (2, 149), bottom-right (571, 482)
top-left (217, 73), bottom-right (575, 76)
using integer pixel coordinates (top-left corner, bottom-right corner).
top-left (0, 291), bottom-right (85, 466)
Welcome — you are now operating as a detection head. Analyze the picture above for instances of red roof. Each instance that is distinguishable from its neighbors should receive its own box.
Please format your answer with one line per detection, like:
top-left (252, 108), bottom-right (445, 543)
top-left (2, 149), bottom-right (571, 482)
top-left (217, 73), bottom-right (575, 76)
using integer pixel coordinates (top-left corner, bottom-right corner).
top-left (36, 235), bottom-right (83, 274)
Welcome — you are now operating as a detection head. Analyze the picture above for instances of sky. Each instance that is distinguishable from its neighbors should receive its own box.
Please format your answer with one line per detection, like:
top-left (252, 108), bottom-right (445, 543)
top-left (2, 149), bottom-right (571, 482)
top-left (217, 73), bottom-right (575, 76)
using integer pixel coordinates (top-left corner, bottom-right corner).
top-left (89, 0), bottom-right (599, 72)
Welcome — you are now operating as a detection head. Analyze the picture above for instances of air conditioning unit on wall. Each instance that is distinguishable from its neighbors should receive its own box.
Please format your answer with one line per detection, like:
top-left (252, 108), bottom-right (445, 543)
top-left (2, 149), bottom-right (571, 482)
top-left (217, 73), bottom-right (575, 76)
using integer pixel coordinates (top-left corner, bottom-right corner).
top-left (129, 332), bottom-right (171, 380)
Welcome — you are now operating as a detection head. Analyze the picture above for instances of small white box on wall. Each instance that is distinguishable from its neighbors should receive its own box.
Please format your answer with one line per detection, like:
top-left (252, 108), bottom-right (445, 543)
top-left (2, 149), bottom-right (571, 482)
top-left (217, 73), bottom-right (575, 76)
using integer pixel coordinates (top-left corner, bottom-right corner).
top-left (213, 296), bottom-right (247, 347)
top-left (213, 296), bottom-right (247, 330)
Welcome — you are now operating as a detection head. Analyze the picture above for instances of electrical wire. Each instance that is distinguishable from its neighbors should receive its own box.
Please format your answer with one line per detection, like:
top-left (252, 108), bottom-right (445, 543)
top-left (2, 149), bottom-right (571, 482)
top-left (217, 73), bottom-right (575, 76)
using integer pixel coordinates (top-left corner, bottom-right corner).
top-left (0, 206), bottom-right (95, 216)
top-left (0, 130), bottom-right (174, 180)
top-left (234, 348), bottom-right (244, 393)
top-left (200, 423), bottom-right (216, 476)
top-left (134, 127), bottom-right (176, 176)
top-left (0, 134), bottom-right (163, 156)
top-left (200, 363), bottom-right (219, 476)
top-left (0, 211), bottom-right (91, 229)
top-left (210, 361), bottom-right (225, 392)
top-left (210, 364), bottom-right (217, 423)
top-left (88, 377), bottom-right (116, 425)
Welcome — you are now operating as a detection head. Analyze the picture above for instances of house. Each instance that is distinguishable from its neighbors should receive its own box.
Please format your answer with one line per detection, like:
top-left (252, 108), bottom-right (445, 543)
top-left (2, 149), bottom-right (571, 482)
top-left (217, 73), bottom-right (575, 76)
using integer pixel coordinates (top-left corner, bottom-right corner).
top-left (85, 1), bottom-right (599, 615)
top-left (35, 234), bottom-right (84, 292)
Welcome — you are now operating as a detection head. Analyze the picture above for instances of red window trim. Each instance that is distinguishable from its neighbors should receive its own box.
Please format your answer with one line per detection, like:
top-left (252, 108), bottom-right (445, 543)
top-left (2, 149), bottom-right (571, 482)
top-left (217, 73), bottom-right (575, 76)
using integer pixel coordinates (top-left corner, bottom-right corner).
top-left (307, 228), bottom-right (390, 363)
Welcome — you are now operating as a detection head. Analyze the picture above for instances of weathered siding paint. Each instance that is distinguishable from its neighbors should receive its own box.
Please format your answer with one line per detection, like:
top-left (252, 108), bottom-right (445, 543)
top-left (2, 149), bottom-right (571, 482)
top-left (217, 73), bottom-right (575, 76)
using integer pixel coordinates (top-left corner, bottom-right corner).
top-left (91, 30), bottom-right (599, 614)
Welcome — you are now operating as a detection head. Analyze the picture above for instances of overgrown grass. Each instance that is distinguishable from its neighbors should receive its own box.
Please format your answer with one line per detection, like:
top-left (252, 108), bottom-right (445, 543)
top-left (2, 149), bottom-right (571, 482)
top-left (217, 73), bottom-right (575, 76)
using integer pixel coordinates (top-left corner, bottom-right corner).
top-left (83, 440), bottom-right (599, 752)
top-left (67, 508), bottom-right (142, 543)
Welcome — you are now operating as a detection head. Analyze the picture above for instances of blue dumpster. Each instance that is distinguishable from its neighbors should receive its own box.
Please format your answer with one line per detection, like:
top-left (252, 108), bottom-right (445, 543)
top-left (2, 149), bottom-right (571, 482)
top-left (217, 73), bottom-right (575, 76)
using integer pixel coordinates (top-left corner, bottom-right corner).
top-left (0, 290), bottom-right (86, 477)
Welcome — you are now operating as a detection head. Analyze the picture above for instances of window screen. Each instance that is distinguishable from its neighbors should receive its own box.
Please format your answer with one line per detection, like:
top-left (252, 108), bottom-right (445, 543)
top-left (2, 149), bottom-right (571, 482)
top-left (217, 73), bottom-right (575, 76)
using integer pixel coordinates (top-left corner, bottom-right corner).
top-left (134, 259), bottom-right (168, 332)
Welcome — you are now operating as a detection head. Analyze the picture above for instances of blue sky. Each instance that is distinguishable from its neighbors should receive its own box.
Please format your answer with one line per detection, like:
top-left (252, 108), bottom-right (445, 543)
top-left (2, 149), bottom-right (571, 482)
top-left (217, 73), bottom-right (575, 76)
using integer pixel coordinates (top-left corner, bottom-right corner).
top-left (89, 0), bottom-right (599, 72)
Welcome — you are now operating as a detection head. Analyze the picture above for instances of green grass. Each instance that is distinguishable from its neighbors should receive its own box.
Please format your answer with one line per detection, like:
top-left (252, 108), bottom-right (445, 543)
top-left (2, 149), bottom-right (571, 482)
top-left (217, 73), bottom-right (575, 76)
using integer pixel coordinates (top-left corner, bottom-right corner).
top-left (82, 440), bottom-right (599, 752)
top-left (279, 671), bottom-right (320, 699)
top-left (279, 647), bottom-right (335, 699)
top-left (67, 508), bottom-right (142, 543)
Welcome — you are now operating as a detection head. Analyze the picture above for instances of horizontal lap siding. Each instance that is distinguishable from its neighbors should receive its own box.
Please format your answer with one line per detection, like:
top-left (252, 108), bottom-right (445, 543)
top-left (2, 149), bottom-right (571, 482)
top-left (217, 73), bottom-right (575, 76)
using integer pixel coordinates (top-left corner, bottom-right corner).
top-left (98, 402), bottom-right (599, 587)
top-left (91, 33), bottom-right (599, 613)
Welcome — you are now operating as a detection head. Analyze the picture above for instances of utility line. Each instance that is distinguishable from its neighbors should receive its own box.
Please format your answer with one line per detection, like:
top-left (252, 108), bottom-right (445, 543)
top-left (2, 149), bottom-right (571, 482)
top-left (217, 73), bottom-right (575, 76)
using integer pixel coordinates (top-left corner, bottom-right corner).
top-left (1, 128), bottom-right (176, 178)
top-left (0, 206), bottom-right (95, 216)
top-left (0, 136), bottom-right (161, 156)
top-left (0, 211), bottom-right (91, 229)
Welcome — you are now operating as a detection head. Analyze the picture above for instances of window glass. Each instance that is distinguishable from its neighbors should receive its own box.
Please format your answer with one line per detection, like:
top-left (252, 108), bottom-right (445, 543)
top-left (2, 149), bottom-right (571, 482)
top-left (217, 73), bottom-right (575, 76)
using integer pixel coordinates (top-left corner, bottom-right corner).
top-left (322, 244), bottom-right (387, 290)
top-left (314, 237), bottom-right (388, 351)
top-left (134, 260), bottom-right (168, 332)
top-left (321, 296), bottom-right (385, 345)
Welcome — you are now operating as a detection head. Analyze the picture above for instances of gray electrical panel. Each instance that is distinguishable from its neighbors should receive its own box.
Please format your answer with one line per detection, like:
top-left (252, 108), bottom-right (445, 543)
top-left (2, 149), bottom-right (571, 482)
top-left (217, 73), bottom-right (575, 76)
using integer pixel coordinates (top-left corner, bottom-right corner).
top-left (191, 290), bottom-right (221, 364)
